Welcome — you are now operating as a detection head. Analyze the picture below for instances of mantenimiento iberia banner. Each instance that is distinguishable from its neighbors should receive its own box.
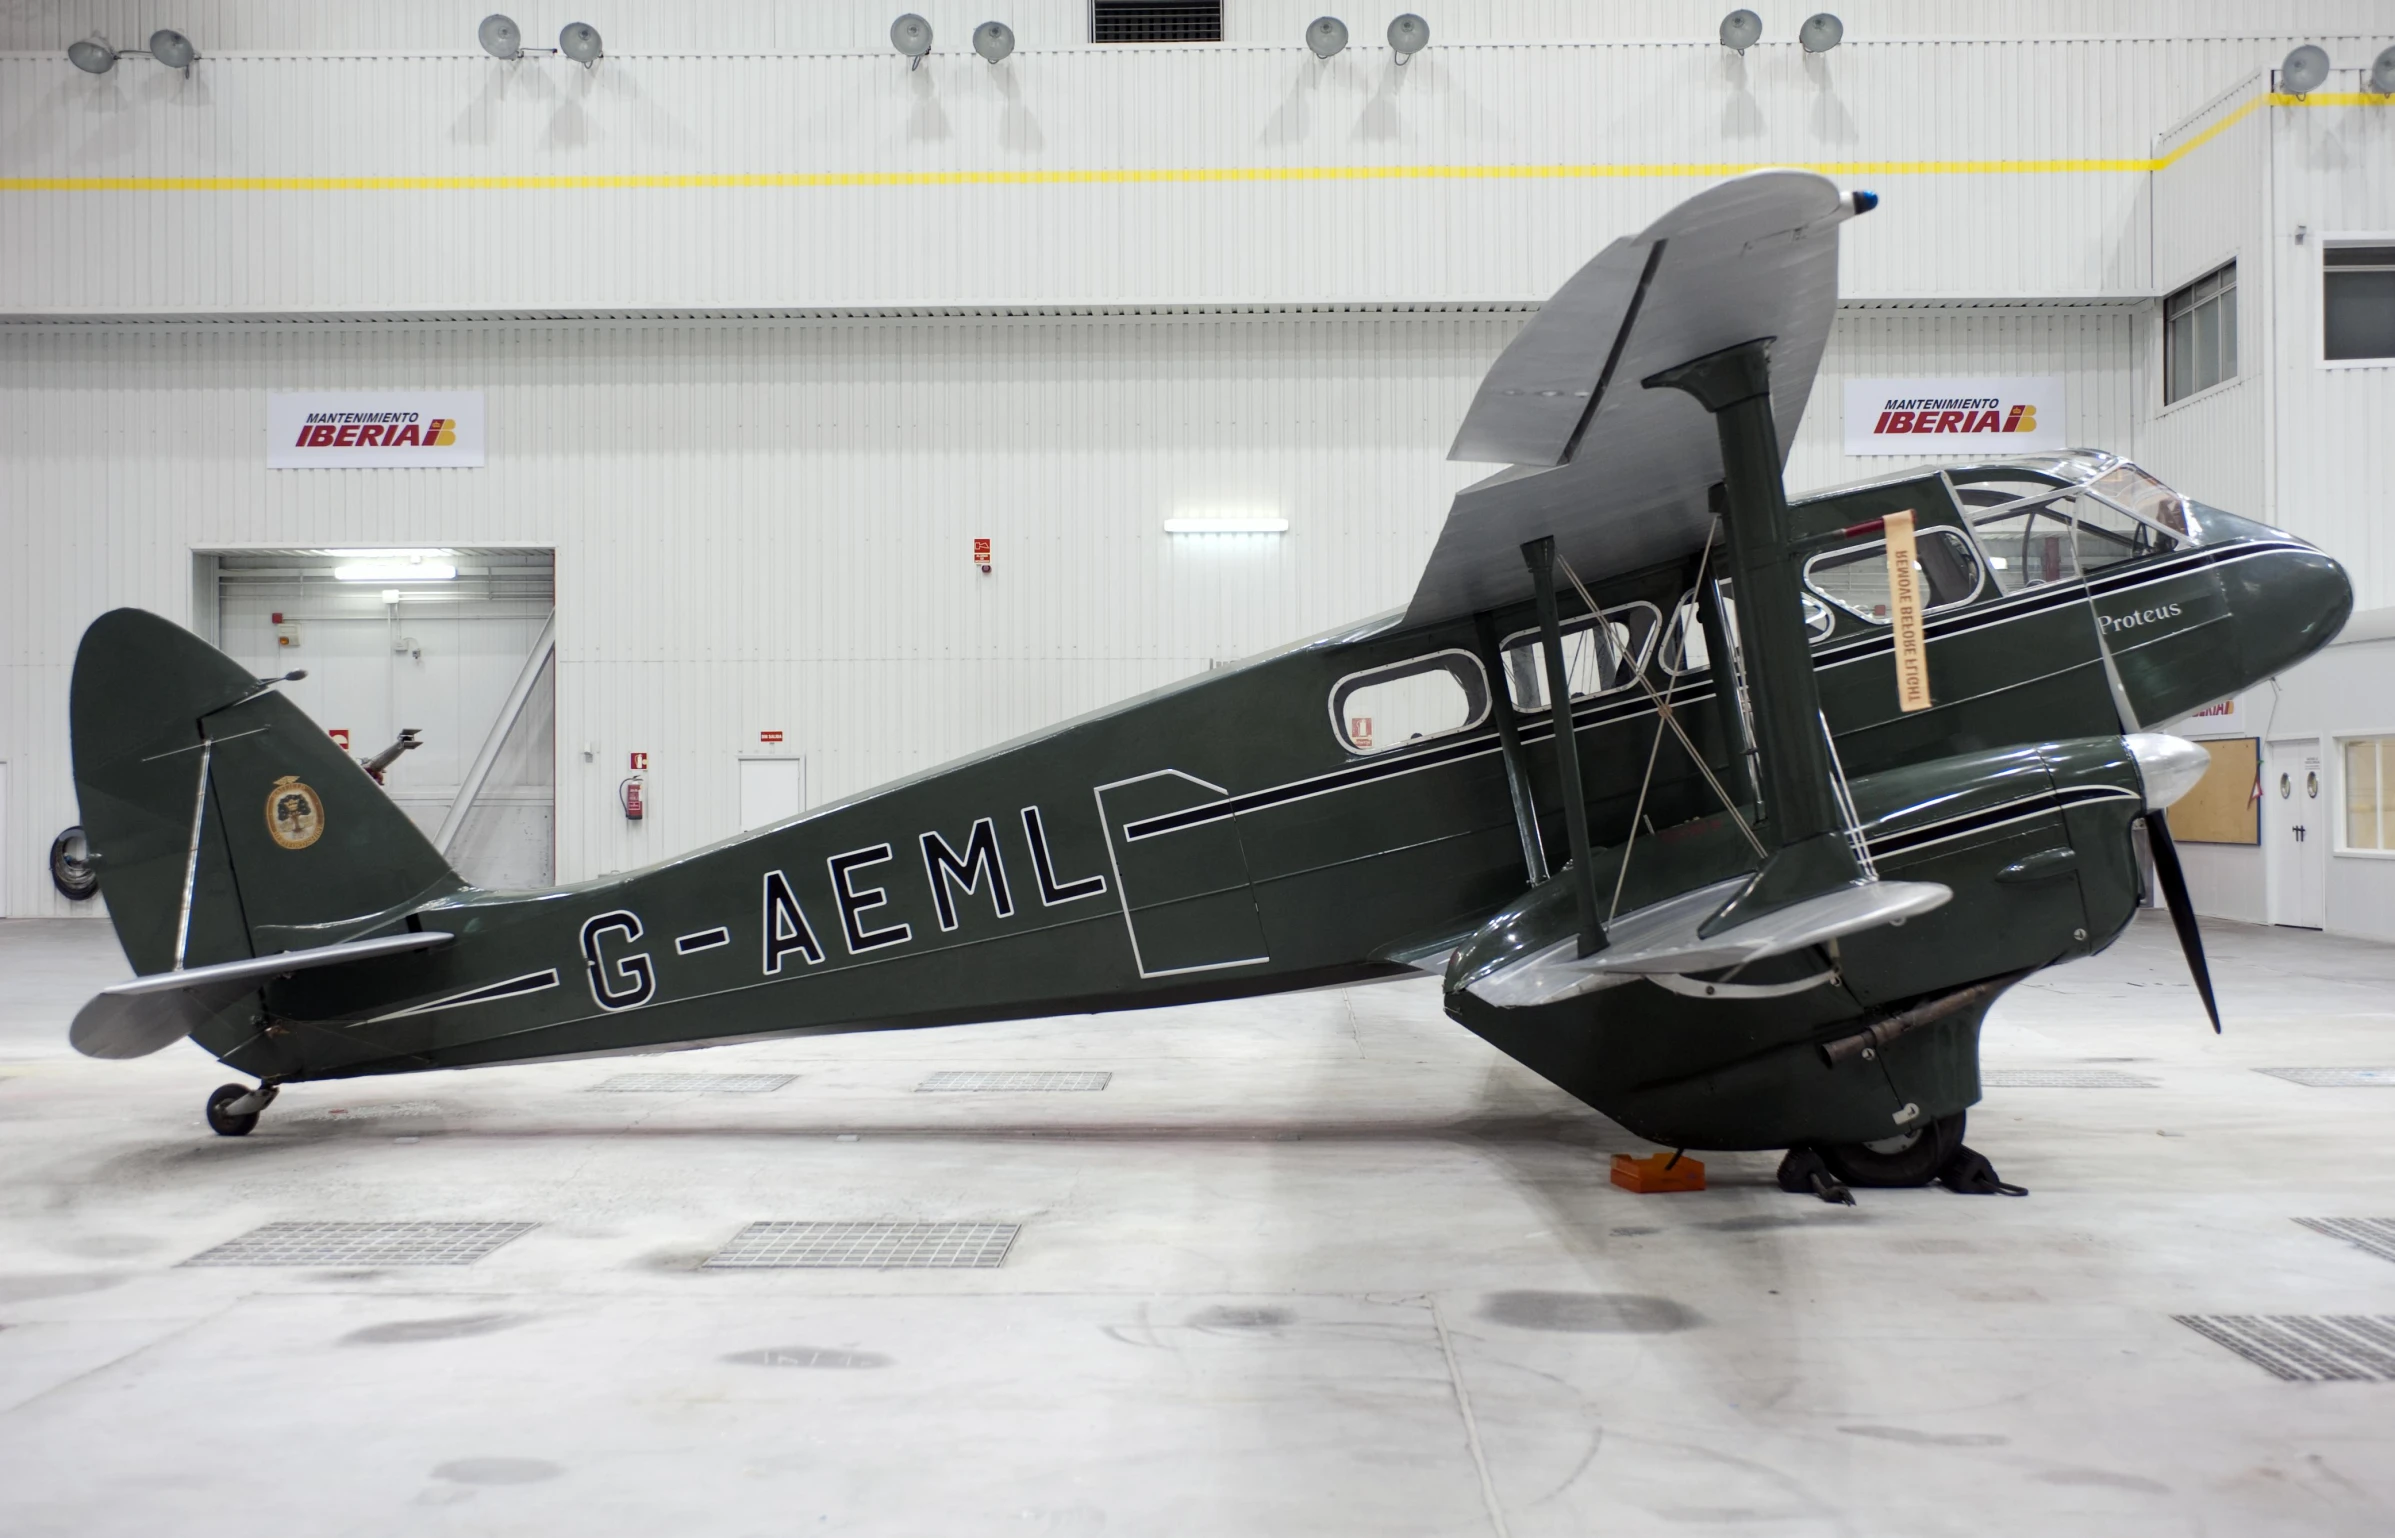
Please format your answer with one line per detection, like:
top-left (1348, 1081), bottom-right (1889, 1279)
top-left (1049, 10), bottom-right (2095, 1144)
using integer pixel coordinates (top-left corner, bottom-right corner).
top-left (1842, 377), bottom-right (2064, 456)
top-left (269, 392), bottom-right (486, 468)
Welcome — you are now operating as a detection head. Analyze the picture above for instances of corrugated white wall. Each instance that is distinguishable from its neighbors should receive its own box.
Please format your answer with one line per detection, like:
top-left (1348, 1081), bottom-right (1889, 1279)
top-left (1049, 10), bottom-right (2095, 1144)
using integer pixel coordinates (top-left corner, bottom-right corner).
top-left (4, 34), bottom-right (2381, 314)
top-left (5, 2), bottom-right (2386, 52)
top-left (0, 302), bottom-right (2145, 914)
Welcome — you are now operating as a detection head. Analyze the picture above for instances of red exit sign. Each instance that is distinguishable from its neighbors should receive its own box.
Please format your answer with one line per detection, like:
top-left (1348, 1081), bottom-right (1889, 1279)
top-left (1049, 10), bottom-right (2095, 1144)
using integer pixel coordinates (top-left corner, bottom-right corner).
top-left (759, 730), bottom-right (785, 744)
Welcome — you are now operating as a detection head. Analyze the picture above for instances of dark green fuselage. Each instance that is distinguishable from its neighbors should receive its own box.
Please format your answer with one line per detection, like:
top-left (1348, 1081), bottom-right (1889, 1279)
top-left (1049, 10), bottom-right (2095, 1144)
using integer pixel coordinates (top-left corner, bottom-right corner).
top-left (83, 467), bottom-right (2349, 1151)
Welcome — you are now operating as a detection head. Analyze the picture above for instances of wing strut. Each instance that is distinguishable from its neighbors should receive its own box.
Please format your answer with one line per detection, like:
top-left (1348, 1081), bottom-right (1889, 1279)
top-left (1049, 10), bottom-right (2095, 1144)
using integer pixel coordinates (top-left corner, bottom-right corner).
top-left (1645, 337), bottom-right (1860, 935)
top-left (1523, 536), bottom-right (1605, 956)
top-left (1472, 612), bottom-right (1551, 887)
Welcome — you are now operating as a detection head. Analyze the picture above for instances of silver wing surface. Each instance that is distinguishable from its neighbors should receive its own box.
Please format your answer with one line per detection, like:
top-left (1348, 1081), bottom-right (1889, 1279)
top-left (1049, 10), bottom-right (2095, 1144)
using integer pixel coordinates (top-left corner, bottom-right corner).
top-left (1405, 170), bottom-right (1857, 627)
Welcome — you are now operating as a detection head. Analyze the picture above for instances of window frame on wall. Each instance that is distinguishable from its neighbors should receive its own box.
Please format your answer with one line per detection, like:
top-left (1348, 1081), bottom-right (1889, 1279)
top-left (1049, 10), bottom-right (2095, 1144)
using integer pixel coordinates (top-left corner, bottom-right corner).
top-left (2321, 237), bottom-right (2395, 368)
top-left (2162, 259), bottom-right (2238, 407)
top-left (2338, 733), bottom-right (2395, 857)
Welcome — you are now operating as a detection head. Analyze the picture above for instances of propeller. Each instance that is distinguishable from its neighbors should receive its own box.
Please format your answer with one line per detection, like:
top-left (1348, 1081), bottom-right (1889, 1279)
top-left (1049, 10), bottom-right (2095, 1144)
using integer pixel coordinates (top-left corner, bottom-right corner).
top-left (2143, 809), bottom-right (2220, 1033)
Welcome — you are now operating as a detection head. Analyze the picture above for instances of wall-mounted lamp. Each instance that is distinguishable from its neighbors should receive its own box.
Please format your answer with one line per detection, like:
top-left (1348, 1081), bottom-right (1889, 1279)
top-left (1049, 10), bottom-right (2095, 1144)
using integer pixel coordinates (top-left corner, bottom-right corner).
top-left (1718, 10), bottom-right (1761, 54)
top-left (2373, 45), bottom-right (2395, 96)
top-left (2280, 44), bottom-right (2331, 96)
top-left (1387, 14), bottom-right (1428, 63)
top-left (1306, 16), bottom-right (1348, 60)
top-left (1799, 13), bottom-right (1844, 53)
top-left (1166, 517), bottom-right (1289, 534)
top-left (558, 22), bottom-right (603, 67)
top-left (68, 29), bottom-right (199, 74)
top-left (893, 13), bottom-right (933, 68)
top-left (974, 21), bottom-right (1015, 64)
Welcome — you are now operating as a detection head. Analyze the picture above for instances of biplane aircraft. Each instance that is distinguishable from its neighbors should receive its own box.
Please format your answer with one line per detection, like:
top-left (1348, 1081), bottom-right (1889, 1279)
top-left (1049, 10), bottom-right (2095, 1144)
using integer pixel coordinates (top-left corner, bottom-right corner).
top-left (68, 172), bottom-right (2349, 1200)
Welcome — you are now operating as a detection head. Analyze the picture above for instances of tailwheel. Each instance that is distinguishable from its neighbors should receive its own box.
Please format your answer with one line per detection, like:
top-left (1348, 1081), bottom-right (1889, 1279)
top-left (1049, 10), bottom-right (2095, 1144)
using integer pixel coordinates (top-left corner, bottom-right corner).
top-left (1817, 1111), bottom-right (1967, 1188)
top-left (205, 1083), bottom-right (275, 1138)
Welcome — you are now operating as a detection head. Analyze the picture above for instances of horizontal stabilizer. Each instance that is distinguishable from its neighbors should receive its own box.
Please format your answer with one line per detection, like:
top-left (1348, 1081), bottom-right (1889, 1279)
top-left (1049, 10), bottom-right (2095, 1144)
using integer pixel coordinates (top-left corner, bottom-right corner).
top-left (68, 931), bottom-right (454, 1061)
top-left (1466, 877), bottom-right (1948, 1009)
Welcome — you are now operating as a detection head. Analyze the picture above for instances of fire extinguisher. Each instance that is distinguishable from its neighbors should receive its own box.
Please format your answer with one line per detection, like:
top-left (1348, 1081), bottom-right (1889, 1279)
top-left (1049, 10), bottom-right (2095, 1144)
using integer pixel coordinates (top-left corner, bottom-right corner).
top-left (619, 773), bottom-right (645, 821)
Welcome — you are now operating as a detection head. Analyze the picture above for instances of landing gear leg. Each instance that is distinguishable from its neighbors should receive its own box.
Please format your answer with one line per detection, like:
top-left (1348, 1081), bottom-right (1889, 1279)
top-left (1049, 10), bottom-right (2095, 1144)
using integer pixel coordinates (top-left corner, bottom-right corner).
top-left (206, 1082), bottom-right (278, 1138)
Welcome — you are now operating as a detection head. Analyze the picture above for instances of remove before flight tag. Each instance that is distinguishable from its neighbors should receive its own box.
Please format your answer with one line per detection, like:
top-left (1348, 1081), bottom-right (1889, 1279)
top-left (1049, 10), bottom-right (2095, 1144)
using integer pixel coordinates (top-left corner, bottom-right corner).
top-left (1884, 509), bottom-right (1931, 713)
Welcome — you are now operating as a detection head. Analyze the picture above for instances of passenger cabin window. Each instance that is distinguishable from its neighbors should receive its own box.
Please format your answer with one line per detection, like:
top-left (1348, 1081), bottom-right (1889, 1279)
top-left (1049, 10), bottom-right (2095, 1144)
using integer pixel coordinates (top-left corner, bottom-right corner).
top-left (1803, 527), bottom-right (1982, 624)
top-left (1331, 650), bottom-right (1489, 755)
top-left (1969, 503), bottom-right (2082, 593)
top-left (2164, 261), bottom-right (2237, 403)
top-left (1500, 603), bottom-right (1661, 711)
top-left (2325, 244), bottom-right (2395, 362)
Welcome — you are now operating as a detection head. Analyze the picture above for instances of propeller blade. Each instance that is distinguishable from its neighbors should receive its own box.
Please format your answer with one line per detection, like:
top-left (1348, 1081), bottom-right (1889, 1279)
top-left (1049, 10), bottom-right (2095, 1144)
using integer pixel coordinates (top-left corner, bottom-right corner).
top-left (2144, 809), bottom-right (2221, 1033)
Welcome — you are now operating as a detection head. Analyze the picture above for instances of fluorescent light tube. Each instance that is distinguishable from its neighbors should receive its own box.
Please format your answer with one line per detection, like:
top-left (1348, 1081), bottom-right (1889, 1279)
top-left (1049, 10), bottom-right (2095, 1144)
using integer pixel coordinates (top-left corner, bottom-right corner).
top-left (1164, 517), bottom-right (1289, 534)
top-left (334, 562), bottom-right (457, 582)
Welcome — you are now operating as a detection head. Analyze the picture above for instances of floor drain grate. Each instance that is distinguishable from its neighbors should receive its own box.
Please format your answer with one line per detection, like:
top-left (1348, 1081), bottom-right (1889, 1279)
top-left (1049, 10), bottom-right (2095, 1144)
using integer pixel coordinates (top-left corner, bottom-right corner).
top-left (2174, 1314), bottom-right (2395, 1381)
top-left (2295, 1218), bottom-right (2395, 1265)
top-left (592, 1073), bottom-right (795, 1094)
top-left (183, 1221), bottom-right (537, 1267)
top-left (2256, 1068), bottom-right (2395, 1088)
top-left (917, 1071), bottom-right (1110, 1093)
top-left (1981, 1069), bottom-right (2157, 1088)
top-left (704, 1221), bottom-right (1019, 1269)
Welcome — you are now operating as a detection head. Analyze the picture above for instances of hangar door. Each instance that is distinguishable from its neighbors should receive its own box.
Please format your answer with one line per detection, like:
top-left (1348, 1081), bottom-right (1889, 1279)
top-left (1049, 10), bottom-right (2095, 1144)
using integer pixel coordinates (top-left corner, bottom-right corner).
top-left (201, 548), bottom-right (557, 890)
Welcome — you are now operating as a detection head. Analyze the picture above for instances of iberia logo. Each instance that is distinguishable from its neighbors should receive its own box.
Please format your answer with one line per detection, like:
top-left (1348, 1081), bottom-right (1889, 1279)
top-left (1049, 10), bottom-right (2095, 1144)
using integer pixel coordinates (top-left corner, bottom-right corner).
top-left (1871, 399), bottom-right (2038, 436)
top-left (293, 413), bottom-right (455, 449)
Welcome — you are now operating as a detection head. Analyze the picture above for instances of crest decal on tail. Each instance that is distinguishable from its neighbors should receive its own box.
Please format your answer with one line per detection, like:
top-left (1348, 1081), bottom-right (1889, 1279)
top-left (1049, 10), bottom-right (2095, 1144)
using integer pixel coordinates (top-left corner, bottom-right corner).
top-left (265, 776), bottom-right (325, 850)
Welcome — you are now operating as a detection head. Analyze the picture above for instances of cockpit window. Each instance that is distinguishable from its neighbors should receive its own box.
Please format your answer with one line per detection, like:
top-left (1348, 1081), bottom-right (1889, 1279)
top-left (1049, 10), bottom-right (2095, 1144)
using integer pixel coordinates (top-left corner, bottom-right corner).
top-left (1970, 503), bottom-right (2082, 593)
top-left (1968, 484), bottom-right (2186, 591)
top-left (2089, 464), bottom-right (2191, 536)
top-left (1803, 528), bottom-right (1983, 625)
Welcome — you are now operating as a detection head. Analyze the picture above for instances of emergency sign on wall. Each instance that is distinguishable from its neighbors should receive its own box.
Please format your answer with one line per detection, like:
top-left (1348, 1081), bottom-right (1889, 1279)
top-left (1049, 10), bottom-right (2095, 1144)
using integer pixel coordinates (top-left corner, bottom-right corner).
top-left (1842, 377), bottom-right (2065, 455)
top-left (268, 391), bottom-right (487, 468)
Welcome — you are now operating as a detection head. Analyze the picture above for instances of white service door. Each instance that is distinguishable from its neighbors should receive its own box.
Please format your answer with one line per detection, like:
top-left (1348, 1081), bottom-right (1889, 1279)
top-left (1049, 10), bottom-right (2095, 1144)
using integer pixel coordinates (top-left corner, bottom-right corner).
top-left (739, 758), bottom-right (804, 831)
top-left (2265, 736), bottom-right (2327, 929)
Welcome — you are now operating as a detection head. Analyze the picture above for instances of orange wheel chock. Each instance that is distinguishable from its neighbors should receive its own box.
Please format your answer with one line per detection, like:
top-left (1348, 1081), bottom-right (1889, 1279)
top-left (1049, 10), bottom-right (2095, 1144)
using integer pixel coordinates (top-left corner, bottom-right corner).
top-left (1610, 1150), bottom-right (1707, 1194)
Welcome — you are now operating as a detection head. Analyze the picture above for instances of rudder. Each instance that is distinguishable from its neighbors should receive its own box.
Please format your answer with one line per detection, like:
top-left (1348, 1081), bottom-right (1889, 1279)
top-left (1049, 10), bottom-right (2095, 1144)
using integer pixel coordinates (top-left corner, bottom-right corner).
top-left (71, 609), bottom-right (466, 977)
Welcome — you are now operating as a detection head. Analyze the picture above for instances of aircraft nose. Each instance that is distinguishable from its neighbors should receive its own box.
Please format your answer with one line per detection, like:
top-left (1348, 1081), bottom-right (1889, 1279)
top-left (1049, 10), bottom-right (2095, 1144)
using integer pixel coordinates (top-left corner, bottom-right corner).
top-left (2125, 733), bottom-right (2210, 810)
top-left (2227, 539), bottom-right (2352, 680)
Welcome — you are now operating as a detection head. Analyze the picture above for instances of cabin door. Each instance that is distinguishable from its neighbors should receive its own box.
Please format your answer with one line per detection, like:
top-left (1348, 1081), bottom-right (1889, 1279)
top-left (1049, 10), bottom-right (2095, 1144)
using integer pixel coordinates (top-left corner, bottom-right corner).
top-left (1094, 769), bottom-right (1270, 979)
top-left (2264, 736), bottom-right (2327, 930)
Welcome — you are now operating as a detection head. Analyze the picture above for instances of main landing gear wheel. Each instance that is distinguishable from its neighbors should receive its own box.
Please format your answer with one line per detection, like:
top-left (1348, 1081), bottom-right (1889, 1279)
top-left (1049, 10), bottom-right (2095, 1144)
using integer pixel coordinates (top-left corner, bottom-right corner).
top-left (205, 1083), bottom-right (274, 1138)
top-left (1819, 1111), bottom-right (1968, 1188)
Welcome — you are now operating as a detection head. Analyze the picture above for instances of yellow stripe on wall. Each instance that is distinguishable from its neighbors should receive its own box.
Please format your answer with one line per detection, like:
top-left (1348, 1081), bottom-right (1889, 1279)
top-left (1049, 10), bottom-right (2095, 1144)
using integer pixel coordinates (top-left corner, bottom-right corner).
top-left (0, 91), bottom-right (2377, 193)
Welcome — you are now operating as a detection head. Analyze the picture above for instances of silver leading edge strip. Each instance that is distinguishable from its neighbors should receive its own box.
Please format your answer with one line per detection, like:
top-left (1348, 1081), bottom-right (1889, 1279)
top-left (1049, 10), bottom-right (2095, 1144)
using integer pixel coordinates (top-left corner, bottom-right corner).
top-left (172, 738), bottom-right (213, 972)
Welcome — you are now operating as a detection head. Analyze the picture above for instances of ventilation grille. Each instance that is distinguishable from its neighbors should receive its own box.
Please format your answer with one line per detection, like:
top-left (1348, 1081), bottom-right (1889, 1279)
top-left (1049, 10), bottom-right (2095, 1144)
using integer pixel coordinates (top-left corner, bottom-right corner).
top-left (2295, 1218), bottom-right (2395, 1265)
top-left (592, 1073), bottom-right (795, 1094)
top-left (2256, 1068), bottom-right (2395, 1087)
top-left (183, 1221), bottom-right (536, 1267)
top-left (705, 1221), bottom-right (1018, 1269)
top-left (1980, 1069), bottom-right (2158, 1088)
top-left (918, 1070), bottom-right (1111, 1093)
top-left (1093, 1), bottom-right (1223, 44)
top-left (2174, 1314), bottom-right (2395, 1381)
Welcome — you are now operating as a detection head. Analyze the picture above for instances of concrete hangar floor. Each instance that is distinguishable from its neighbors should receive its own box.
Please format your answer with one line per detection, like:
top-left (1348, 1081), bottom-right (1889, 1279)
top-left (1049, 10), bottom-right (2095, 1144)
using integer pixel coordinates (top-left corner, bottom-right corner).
top-left (0, 914), bottom-right (2391, 1537)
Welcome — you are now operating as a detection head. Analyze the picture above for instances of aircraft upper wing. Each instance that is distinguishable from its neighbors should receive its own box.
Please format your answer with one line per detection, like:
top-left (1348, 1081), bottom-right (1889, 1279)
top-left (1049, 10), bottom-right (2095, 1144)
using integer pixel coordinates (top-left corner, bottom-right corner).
top-left (1404, 171), bottom-right (1859, 627)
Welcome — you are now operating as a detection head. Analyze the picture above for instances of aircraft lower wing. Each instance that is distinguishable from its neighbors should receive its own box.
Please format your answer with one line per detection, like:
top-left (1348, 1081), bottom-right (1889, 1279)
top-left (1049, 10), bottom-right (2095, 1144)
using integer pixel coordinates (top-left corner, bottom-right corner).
top-left (1460, 876), bottom-right (1951, 1009)
top-left (1406, 170), bottom-right (1864, 627)
top-left (68, 931), bottom-right (455, 1061)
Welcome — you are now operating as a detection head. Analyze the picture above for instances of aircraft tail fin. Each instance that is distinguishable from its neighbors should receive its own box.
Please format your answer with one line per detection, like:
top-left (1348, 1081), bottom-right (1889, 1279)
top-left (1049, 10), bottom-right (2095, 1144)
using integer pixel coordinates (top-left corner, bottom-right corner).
top-left (70, 609), bottom-right (468, 980)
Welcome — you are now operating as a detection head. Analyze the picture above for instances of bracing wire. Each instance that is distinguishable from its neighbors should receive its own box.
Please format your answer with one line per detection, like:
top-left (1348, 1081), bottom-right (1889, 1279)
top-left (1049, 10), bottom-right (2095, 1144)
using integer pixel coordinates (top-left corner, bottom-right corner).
top-left (1555, 547), bottom-right (1767, 863)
